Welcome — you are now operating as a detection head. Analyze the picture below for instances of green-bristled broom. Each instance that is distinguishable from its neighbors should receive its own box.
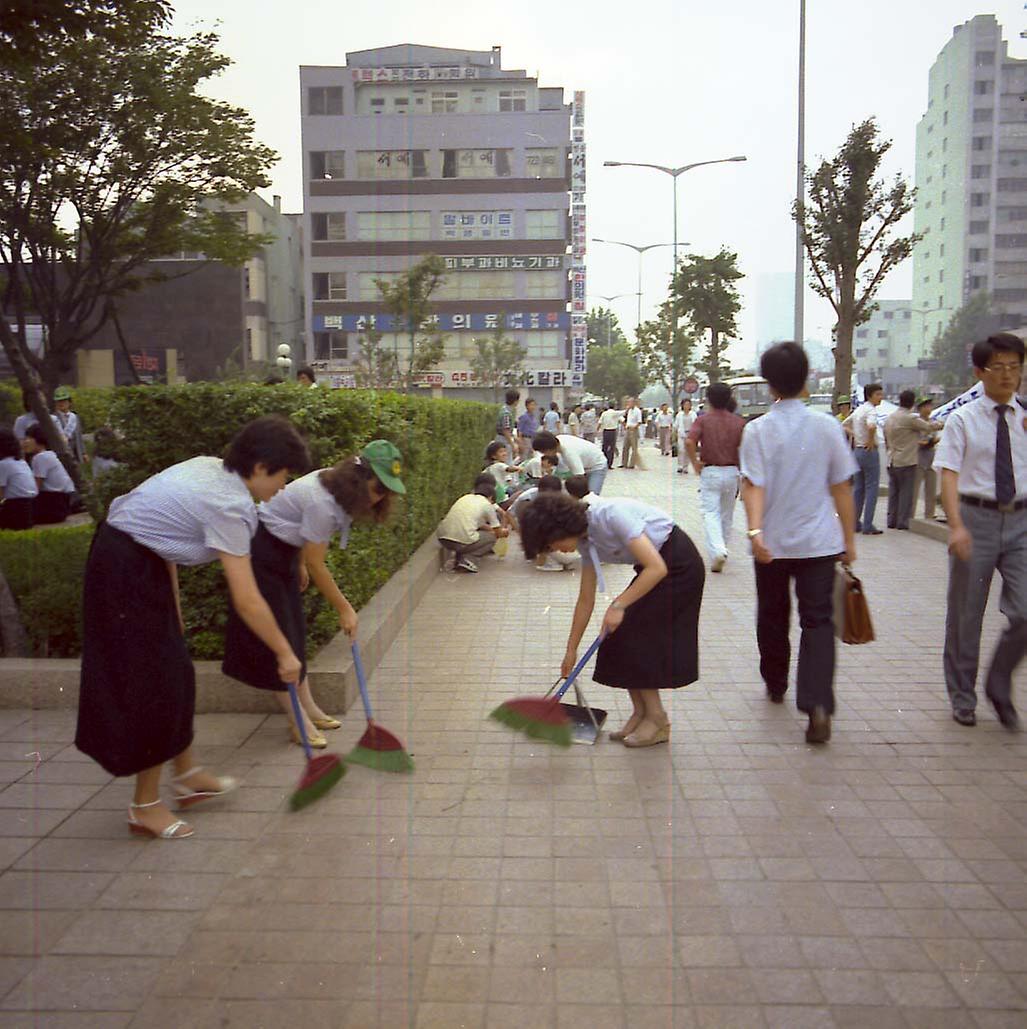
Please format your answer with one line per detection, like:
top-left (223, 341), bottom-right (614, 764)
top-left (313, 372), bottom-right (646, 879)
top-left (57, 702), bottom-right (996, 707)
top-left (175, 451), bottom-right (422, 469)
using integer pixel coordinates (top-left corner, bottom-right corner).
top-left (345, 642), bottom-right (415, 773)
top-left (489, 635), bottom-right (603, 747)
top-left (287, 682), bottom-right (345, 810)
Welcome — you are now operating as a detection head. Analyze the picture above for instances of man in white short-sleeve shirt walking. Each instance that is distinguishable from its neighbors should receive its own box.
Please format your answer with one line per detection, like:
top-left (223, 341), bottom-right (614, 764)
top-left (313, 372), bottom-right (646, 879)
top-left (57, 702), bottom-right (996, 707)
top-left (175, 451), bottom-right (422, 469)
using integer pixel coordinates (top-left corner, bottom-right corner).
top-left (621, 398), bottom-right (643, 469)
top-left (844, 384), bottom-right (885, 534)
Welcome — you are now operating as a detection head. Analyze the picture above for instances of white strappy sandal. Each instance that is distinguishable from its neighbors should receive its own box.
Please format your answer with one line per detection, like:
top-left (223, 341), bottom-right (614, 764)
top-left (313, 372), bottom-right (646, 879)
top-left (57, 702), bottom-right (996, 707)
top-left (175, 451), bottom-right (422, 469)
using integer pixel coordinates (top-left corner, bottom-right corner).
top-left (170, 766), bottom-right (240, 810)
top-left (127, 800), bottom-right (194, 840)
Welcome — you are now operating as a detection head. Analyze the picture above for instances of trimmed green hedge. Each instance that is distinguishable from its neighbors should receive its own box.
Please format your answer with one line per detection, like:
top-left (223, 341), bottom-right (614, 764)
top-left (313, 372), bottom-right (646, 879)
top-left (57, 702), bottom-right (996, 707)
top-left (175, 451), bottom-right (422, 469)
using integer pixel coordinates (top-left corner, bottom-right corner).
top-left (1, 384), bottom-right (495, 658)
top-left (0, 381), bottom-right (116, 433)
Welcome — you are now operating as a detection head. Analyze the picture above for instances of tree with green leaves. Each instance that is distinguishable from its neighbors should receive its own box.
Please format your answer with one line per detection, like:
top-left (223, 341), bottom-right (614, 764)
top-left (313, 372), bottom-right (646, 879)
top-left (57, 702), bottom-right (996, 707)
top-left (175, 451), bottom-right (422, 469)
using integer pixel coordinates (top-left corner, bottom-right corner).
top-left (351, 325), bottom-right (399, 389)
top-left (584, 342), bottom-right (643, 403)
top-left (794, 118), bottom-right (922, 397)
top-left (634, 300), bottom-right (699, 401)
top-left (671, 248), bottom-right (742, 384)
top-left (469, 326), bottom-right (527, 400)
top-left (586, 306), bottom-right (628, 348)
top-left (0, 1), bottom-right (275, 484)
top-left (932, 293), bottom-right (998, 389)
top-left (374, 256), bottom-right (448, 392)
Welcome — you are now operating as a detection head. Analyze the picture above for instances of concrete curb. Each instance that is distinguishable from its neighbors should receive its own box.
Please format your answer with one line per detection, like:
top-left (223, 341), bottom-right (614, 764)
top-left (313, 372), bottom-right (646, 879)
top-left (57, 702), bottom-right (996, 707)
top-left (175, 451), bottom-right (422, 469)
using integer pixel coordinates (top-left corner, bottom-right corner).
top-left (0, 534), bottom-right (442, 712)
top-left (910, 516), bottom-right (948, 543)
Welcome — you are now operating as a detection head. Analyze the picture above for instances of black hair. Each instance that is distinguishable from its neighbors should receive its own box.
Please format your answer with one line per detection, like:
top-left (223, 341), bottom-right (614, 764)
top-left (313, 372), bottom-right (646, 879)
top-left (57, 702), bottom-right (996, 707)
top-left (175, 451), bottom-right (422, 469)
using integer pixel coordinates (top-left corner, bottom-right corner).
top-left (532, 430), bottom-right (559, 453)
top-left (898, 389), bottom-right (916, 409)
top-left (706, 382), bottom-right (732, 409)
top-left (0, 427), bottom-right (22, 461)
top-left (971, 332), bottom-right (1025, 371)
top-left (518, 492), bottom-right (589, 559)
top-left (537, 474), bottom-right (562, 493)
top-left (485, 440), bottom-right (508, 463)
top-left (549, 402), bottom-right (559, 411)
top-left (726, 397), bottom-right (738, 414)
top-left (524, 397), bottom-right (537, 408)
top-left (296, 366), bottom-right (316, 383)
top-left (864, 382), bottom-right (883, 401)
top-left (504, 388), bottom-right (520, 405)
top-left (760, 341), bottom-right (809, 398)
top-left (25, 423), bottom-right (50, 449)
top-left (223, 415), bottom-right (311, 478)
top-left (541, 453), bottom-right (558, 467)
top-left (564, 474), bottom-right (589, 499)
top-left (319, 457), bottom-right (394, 524)
top-left (473, 472), bottom-right (497, 500)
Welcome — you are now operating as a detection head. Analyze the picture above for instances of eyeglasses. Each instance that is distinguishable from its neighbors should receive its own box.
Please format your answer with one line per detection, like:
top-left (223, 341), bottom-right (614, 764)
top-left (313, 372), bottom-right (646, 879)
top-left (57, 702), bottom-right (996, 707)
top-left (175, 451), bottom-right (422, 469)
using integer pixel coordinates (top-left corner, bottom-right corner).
top-left (984, 364), bottom-right (1022, 376)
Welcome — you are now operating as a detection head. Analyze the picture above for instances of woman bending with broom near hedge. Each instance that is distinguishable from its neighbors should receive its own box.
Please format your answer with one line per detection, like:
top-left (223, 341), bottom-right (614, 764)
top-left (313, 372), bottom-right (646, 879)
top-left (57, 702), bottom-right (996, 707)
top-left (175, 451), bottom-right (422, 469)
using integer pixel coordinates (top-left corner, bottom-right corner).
top-left (75, 416), bottom-right (311, 839)
top-left (519, 492), bottom-right (705, 746)
top-left (222, 440), bottom-right (405, 747)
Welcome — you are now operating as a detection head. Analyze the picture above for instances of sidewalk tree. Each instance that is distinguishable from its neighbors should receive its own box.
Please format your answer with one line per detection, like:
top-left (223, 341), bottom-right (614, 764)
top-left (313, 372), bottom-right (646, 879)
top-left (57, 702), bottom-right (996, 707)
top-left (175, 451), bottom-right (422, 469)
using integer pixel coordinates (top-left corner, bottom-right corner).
top-left (351, 325), bottom-right (399, 389)
top-left (469, 326), bottom-right (527, 400)
top-left (584, 341), bottom-right (643, 403)
top-left (634, 300), bottom-right (699, 401)
top-left (0, 0), bottom-right (275, 485)
top-left (587, 306), bottom-right (628, 348)
top-left (671, 248), bottom-right (742, 383)
top-left (794, 118), bottom-right (922, 397)
top-left (932, 292), bottom-right (997, 388)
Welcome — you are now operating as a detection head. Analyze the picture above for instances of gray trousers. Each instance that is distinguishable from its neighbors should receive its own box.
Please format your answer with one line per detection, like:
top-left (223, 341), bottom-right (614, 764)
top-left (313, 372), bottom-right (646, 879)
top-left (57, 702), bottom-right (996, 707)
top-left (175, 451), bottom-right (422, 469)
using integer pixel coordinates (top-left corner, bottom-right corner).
top-left (887, 464), bottom-right (916, 529)
top-left (913, 461), bottom-right (937, 519)
top-left (944, 503), bottom-right (1027, 711)
top-left (439, 535), bottom-right (495, 559)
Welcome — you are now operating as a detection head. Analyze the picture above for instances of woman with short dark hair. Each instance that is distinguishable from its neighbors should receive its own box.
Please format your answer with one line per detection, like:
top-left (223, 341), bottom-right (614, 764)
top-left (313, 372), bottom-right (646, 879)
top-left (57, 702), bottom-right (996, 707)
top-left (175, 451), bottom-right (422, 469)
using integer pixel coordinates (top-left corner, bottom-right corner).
top-left (75, 416), bottom-right (311, 840)
top-left (519, 492), bottom-right (705, 746)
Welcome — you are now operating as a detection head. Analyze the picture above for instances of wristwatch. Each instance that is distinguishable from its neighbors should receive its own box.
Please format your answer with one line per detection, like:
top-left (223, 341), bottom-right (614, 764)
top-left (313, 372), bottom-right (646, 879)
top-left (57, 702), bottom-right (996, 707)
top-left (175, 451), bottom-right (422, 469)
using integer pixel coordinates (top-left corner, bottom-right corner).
top-left (747, 529), bottom-right (763, 539)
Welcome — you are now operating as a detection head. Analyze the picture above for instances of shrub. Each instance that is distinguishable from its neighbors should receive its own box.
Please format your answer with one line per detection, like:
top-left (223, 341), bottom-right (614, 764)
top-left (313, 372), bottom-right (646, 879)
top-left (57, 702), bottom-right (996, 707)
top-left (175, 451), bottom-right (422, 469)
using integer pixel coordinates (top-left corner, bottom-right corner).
top-left (1, 384), bottom-right (495, 658)
top-left (0, 382), bottom-right (115, 434)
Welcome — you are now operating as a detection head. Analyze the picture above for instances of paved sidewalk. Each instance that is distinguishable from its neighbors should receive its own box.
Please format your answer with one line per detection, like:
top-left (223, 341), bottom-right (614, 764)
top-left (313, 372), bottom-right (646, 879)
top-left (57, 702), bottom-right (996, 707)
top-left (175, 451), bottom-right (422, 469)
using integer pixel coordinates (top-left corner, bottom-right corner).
top-left (0, 445), bottom-right (1024, 1028)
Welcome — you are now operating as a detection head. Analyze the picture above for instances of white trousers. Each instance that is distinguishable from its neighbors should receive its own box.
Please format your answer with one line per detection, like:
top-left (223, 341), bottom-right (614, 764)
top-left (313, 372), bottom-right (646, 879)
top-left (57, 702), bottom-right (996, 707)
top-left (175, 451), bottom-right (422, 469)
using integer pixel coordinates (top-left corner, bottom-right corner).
top-left (700, 465), bottom-right (739, 560)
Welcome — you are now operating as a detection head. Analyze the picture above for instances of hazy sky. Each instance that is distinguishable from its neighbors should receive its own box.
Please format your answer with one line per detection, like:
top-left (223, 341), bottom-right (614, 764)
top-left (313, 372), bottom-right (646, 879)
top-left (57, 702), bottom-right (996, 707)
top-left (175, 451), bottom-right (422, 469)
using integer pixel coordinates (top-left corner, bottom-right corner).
top-left (172, 0), bottom-right (1026, 365)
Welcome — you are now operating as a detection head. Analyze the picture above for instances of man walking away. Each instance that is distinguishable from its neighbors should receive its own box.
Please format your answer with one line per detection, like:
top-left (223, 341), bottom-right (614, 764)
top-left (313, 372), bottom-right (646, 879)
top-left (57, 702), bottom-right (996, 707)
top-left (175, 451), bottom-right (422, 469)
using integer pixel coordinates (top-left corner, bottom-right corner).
top-left (912, 397), bottom-right (941, 520)
top-left (579, 403), bottom-right (598, 443)
top-left (845, 383), bottom-right (885, 534)
top-left (674, 399), bottom-right (696, 474)
top-left (496, 389), bottom-right (519, 451)
top-left (740, 342), bottom-right (858, 744)
top-left (542, 402), bottom-right (562, 434)
top-left (621, 398), bottom-right (643, 468)
top-left (885, 390), bottom-right (943, 530)
top-left (686, 383), bottom-right (745, 572)
top-left (567, 404), bottom-right (582, 437)
top-left (656, 403), bottom-right (674, 456)
top-left (935, 332), bottom-right (1026, 731)
top-left (598, 405), bottom-right (622, 468)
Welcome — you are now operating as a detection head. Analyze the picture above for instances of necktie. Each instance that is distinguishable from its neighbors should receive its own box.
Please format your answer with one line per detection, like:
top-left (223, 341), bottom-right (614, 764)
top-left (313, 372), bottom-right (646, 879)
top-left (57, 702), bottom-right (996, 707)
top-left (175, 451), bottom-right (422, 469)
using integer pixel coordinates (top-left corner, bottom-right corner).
top-left (995, 404), bottom-right (1015, 507)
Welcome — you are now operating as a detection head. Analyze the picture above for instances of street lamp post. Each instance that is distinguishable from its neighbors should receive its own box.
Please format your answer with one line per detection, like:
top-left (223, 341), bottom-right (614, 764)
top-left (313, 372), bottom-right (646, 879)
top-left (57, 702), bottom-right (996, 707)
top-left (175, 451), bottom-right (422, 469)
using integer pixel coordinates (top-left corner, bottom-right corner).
top-left (591, 293), bottom-right (634, 346)
top-left (591, 238), bottom-right (677, 328)
top-left (276, 343), bottom-right (292, 379)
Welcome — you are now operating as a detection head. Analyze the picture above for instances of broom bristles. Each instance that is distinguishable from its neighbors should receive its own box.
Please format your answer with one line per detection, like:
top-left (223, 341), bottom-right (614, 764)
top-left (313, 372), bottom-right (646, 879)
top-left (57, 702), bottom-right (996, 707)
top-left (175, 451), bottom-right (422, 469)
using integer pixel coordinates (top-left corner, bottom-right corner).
top-left (346, 744), bottom-right (415, 773)
top-left (489, 698), bottom-right (573, 748)
top-left (289, 756), bottom-right (345, 811)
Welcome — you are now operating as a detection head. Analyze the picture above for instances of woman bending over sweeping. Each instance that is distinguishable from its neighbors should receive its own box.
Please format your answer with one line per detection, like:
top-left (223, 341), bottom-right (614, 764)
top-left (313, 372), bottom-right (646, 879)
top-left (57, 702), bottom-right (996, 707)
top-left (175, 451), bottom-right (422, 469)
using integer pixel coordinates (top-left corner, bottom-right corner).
top-left (75, 416), bottom-right (311, 839)
top-left (519, 492), bottom-right (705, 746)
top-left (222, 440), bottom-right (405, 747)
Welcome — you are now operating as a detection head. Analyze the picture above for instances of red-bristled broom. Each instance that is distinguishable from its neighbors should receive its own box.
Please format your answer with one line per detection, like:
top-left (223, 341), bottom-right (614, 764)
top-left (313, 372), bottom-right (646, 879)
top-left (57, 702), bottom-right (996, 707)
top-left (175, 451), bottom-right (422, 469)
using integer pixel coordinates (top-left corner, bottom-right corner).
top-left (286, 682), bottom-right (345, 810)
top-left (489, 635), bottom-right (603, 747)
top-left (345, 642), bottom-right (415, 773)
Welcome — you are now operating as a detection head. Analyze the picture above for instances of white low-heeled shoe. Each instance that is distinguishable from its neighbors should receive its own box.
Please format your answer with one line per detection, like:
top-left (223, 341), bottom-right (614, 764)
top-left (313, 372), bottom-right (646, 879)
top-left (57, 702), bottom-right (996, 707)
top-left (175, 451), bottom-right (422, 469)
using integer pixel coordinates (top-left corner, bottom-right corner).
top-left (170, 766), bottom-right (240, 810)
top-left (127, 800), bottom-right (194, 839)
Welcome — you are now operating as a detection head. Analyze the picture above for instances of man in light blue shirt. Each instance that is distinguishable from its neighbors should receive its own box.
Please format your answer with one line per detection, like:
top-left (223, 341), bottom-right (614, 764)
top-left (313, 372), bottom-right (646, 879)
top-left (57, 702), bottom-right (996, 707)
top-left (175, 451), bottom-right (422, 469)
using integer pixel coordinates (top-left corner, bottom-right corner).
top-left (740, 342), bottom-right (858, 744)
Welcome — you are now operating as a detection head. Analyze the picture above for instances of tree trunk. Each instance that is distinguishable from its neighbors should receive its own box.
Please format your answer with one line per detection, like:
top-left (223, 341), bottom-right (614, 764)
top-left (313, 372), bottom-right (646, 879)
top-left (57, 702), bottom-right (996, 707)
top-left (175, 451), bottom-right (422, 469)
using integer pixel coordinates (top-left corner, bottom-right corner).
top-left (833, 275), bottom-right (858, 404)
top-left (0, 568), bottom-right (31, 658)
top-left (708, 329), bottom-right (722, 383)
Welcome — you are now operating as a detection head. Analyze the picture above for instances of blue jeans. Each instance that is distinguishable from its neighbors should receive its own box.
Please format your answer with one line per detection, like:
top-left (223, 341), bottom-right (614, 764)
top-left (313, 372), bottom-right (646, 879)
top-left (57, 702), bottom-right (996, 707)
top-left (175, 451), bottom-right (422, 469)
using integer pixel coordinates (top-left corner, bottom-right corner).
top-left (852, 447), bottom-right (880, 531)
top-left (587, 466), bottom-right (608, 495)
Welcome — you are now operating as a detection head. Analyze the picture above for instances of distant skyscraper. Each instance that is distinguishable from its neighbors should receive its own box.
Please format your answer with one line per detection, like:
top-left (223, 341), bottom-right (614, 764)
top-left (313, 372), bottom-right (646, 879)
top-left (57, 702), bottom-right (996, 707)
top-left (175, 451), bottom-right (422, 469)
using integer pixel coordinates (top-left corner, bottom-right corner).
top-left (912, 14), bottom-right (1027, 358)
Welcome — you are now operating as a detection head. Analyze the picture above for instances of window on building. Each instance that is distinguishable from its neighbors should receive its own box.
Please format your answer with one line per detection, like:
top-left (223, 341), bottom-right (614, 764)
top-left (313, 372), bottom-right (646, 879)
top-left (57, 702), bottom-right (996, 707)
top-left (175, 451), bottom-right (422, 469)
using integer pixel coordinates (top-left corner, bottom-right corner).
top-left (942, 137), bottom-right (948, 152)
top-left (877, 348), bottom-right (889, 358)
top-left (938, 295), bottom-right (944, 310)
top-left (358, 272), bottom-right (403, 301)
top-left (971, 192), bottom-right (990, 207)
top-left (969, 247), bottom-right (989, 262)
top-left (976, 50), bottom-right (996, 66)
top-left (356, 211), bottom-right (431, 241)
top-left (856, 348), bottom-right (868, 358)
top-left (243, 267), bottom-right (251, 298)
top-left (944, 83), bottom-right (950, 99)
top-left (356, 150), bottom-right (429, 179)
top-left (943, 110), bottom-right (948, 126)
top-left (939, 270), bottom-right (944, 282)
top-left (939, 244), bottom-right (945, 257)
top-left (970, 275), bottom-right (987, 290)
top-left (522, 331), bottom-right (563, 359)
top-left (309, 150), bottom-right (346, 179)
top-left (313, 331), bottom-right (348, 362)
top-left (369, 97), bottom-right (386, 113)
top-left (973, 136), bottom-right (992, 152)
top-left (431, 91), bottom-right (458, 113)
top-left (974, 80), bottom-right (993, 95)
top-left (877, 330), bottom-right (888, 338)
top-left (940, 217), bottom-right (945, 230)
top-left (904, 311), bottom-right (911, 319)
top-left (310, 212), bottom-right (346, 241)
top-left (441, 148), bottom-right (512, 178)
top-left (941, 190), bottom-right (946, 203)
top-left (523, 271), bottom-right (564, 299)
top-left (1005, 208), bottom-right (1027, 222)
top-left (884, 310), bottom-right (894, 320)
top-left (525, 210), bottom-right (564, 239)
top-left (856, 329), bottom-right (868, 339)
top-left (974, 108), bottom-right (993, 123)
top-left (393, 97), bottom-right (409, 112)
top-left (996, 233), bottom-right (1027, 248)
top-left (970, 219), bottom-right (989, 233)
top-left (312, 272), bottom-right (347, 300)
top-left (308, 86), bottom-right (343, 116)
top-left (498, 89), bottom-right (526, 112)
top-left (998, 178), bottom-right (1027, 191)
top-left (526, 149), bottom-right (562, 178)
top-left (434, 271), bottom-right (516, 300)
top-left (440, 210), bottom-right (514, 240)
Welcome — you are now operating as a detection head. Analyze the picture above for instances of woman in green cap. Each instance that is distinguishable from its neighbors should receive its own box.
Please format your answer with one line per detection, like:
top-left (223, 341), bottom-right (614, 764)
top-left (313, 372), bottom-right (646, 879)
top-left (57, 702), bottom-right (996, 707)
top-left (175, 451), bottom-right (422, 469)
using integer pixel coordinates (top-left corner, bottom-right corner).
top-left (222, 440), bottom-right (405, 746)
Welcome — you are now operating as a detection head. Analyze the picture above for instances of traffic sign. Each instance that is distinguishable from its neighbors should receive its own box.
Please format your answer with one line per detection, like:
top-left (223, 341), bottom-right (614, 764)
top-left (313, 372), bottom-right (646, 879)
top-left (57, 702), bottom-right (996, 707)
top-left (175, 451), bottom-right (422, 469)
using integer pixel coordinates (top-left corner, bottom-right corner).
top-left (683, 377), bottom-right (699, 394)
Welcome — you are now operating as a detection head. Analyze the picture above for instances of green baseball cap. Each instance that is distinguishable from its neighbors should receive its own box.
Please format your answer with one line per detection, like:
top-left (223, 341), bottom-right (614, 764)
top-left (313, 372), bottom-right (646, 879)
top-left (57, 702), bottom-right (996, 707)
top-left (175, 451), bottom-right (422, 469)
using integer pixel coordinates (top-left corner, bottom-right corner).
top-left (916, 396), bottom-right (933, 407)
top-left (360, 439), bottom-right (405, 494)
top-left (53, 387), bottom-right (72, 401)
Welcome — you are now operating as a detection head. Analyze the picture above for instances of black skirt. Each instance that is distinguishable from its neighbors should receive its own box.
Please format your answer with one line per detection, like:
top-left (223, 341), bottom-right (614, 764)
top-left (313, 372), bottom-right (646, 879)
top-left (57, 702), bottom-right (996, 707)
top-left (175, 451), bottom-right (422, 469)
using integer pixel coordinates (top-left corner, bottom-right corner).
top-left (221, 524), bottom-right (307, 692)
top-left (75, 524), bottom-right (195, 776)
top-left (34, 490), bottom-right (70, 525)
top-left (0, 497), bottom-right (33, 530)
top-left (593, 525), bottom-right (705, 690)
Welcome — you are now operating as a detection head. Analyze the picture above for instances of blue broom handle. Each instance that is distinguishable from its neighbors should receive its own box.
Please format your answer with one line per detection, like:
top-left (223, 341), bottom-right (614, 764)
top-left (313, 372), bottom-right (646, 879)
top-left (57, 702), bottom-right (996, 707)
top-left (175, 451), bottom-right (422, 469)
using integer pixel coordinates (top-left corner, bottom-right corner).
top-left (286, 682), bottom-right (313, 761)
top-left (351, 642), bottom-right (373, 721)
top-left (554, 634), bottom-right (604, 700)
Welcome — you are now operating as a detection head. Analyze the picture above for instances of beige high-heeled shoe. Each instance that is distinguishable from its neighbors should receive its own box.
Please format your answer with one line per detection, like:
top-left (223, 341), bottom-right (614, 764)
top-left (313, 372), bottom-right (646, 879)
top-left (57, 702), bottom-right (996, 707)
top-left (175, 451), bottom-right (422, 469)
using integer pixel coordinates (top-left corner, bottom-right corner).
top-left (290, 725), bottom-right (327, 749)
top-left (311, 716), bottom-right (342, 731)
top-left (623, 719), bottom-right (671, 748)
top-left (608, 716), bottom-right (644, 742)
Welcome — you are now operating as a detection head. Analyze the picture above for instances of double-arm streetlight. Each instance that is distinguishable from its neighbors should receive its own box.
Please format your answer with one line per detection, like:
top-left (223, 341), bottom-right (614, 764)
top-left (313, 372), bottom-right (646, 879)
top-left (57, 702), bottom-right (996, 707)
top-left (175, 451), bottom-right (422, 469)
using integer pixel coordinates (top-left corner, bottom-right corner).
top-left (590, 293), bottom-right (634, 346)
top-left (591, 238), bottom-right (679, 329)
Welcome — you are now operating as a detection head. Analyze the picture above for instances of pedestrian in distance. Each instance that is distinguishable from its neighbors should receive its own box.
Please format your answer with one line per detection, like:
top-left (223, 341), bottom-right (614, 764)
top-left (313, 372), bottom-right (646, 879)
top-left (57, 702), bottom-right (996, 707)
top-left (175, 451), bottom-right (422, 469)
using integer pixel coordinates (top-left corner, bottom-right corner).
top-left (597, 404), bottom-right (623, 468)
top-left (542, 402), bottom-right (562, 434)
top-left (296, 366), bottom-right (318, 387)
top-left (518, 492), bottom-right (705, 747)
top-left (22, 423), bottom-right (75, 525)
top-left (531, 430), bottom-right (609, 495)
top-left (621, 397), bottom-right (643, 468)
top-left (656, 403), bottom-right (674, 455)
top-left (674, 399), bottom-right (696, 473)
top-left (912, 397), bottom-right (941, 521)
top-left (685, 382), bottom-right (745, 573)
top-left (437, 472), bottom-right (511, 573)
top-left (222, 440), bottom-right (405, 749)
top-left (567, 404), bottom-right (582, 437)
top-left (52, 386), bottom-right (86, 465)
top-left (844, 383), bottom-right (885, 534)
top-left (516, 398), bottom-right (541, 460)
top-left (0, 426), bottom-right (37, 530)
top-left (579, 403), bottom-right (598, 443)
top-left (496, 388), bottom-right (519, 452)
top-left (740, 342), bottom-right (858, 744)
top-left (74, 416), bottom-right (311, 840)
top-left (935, 332), bottom-right (1026, 731)
top-left (884, 390), bottom-right (943, 530)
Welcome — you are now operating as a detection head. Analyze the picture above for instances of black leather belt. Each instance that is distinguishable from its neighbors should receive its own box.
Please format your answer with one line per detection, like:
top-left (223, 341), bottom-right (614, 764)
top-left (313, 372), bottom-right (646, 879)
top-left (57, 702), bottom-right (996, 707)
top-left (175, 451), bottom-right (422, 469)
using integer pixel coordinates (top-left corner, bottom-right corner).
top-left (960, 495), bottom-right (1027, 513)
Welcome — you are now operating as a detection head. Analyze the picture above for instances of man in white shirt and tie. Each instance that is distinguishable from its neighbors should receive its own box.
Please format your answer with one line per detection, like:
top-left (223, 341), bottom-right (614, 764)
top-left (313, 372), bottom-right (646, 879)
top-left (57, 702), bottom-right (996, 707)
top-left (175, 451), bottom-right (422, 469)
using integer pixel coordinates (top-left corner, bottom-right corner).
top-left (935, 333), bottom-right (1026, 731)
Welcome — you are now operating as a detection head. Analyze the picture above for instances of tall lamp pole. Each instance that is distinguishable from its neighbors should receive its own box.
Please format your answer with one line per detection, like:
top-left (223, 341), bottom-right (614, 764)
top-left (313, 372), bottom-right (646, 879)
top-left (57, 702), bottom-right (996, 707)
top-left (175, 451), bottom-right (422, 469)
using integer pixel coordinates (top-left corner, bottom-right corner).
top-left (591, 293), bottom-right (634, 347)
top-left (795, 0), bottom-right (807, 347)
top-left (592, 238), bottom-right (677, 329)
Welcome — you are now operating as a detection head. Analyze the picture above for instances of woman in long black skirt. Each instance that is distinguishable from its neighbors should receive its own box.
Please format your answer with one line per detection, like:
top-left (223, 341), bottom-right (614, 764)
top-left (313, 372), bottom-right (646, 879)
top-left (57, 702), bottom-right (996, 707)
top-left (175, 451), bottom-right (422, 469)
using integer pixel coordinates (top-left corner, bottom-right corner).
top-left (75, 416), bottom-right (310, 839)
top-left (519, 492), bottom-right (705, 746)
top-left (222, 440), bottom-right (405, 746)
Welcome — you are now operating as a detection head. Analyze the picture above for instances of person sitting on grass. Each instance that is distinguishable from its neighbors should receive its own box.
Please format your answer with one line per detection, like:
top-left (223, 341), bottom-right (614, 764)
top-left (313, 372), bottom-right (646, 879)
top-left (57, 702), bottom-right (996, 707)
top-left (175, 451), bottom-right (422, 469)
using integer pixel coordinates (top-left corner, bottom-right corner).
top-left (0, 426), bottom-right (37, 530)
top-left (437, 472), bottom-right (511, 573)
top-left (483, 440), bottom-right (521, 502)
top-left (22, 423), bottom-right (75, 525)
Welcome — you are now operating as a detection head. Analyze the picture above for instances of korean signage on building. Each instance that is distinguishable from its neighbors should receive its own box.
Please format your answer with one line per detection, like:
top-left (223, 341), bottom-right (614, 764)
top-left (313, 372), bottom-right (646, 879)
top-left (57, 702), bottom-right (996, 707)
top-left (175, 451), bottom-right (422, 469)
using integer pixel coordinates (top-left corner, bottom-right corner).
top-left (442, 255), bottom-right (564, 272)
top-left (441, 211), bottom-right (513, 241)
top-left (114, 348), bottom-right (167, 386)
top-left (570, 90), bottom-right (588, 375)
top-left (352, 66), bottom-right (479, 83)
top-left (410, 369), bottom-right (585, 389)
top-left (316, 311), bottom-right (570, 333)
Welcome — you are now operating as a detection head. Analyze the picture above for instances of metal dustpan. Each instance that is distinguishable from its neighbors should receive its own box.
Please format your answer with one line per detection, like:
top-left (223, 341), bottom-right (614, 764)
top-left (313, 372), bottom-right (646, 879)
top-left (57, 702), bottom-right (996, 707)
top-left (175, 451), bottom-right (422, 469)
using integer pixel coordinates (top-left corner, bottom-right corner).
top-left (546, 676), bottom-right (607, 746)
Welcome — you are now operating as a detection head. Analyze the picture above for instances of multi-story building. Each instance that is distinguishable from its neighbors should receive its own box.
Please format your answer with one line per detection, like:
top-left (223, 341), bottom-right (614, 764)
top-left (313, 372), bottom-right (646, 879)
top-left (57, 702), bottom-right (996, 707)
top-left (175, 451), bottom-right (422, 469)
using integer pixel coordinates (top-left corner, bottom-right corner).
top-left (853, 300), bottom-right (913, 379)
top-left (300, 44), bottom-right (583, 402)
top-left (911, 14), bottom-right (1027, 358)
